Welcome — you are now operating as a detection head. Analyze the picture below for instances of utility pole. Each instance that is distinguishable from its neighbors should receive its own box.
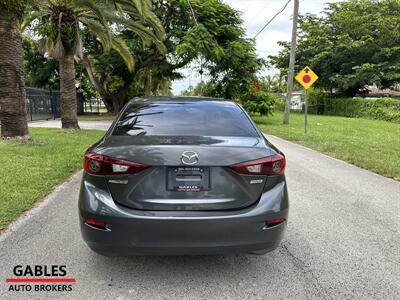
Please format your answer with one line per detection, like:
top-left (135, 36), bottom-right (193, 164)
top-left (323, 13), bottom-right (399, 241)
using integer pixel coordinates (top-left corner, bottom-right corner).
top-left (199, 57), bottom-right (204, 96)
top-left (284, 0), bottom-right (299, 125)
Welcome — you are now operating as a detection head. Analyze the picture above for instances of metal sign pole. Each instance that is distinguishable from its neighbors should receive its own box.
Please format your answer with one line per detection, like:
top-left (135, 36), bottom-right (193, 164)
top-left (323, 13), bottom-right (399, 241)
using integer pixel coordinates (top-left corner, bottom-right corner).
top-left (295, 66), bottom-right (318, 136)
top-left (304, 88), bottom-right (308, 136)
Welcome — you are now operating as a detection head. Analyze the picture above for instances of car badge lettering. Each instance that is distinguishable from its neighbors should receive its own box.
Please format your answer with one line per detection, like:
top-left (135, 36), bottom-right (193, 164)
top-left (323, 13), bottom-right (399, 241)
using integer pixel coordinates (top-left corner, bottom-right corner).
top-left (250, 179), bottom-right (264, 184)
top-left (108, 180), bottom-right (128, 185)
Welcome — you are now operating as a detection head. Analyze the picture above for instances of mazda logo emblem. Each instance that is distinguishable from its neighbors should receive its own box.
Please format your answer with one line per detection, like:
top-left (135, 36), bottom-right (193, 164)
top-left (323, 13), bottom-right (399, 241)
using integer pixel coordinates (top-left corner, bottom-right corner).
top-left (181, 151), bottom-right (199, 165)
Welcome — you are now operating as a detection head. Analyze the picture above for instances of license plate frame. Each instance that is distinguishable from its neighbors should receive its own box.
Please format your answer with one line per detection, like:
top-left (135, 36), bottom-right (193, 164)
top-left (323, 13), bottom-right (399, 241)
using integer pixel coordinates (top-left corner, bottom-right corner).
top-left (167, 167), bottom-right (210, 192)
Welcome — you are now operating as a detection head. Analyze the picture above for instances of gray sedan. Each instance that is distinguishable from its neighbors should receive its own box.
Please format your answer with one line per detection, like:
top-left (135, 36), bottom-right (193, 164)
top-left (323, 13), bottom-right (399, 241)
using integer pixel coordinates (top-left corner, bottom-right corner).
top-left (79, 97), bottom-right (288, 256)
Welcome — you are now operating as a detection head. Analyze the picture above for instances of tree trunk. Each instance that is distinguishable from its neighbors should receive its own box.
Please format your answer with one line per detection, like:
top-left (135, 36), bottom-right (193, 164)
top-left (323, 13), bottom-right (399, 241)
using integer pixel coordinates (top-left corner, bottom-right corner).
top-left (59, 53), bottom-right (80, 129)
top-left (144, 70), bottom-right (152, 96)
top-left (101, 95), bottom-right (114, 113)
top-left (0, 9), bottom-right (30, 139)
top-left (103, 96), bottom-right (122, 114)
top-left (82, 56), bottom-right (129, 114)
top-left (102, 90), bottom-right (128, 114)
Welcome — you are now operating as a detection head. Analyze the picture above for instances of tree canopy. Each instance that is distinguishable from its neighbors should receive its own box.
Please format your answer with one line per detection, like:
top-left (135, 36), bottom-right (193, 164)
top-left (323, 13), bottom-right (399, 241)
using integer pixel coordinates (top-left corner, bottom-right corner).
top-left (23, 35), bottom-right (59, 89)
top-left (269, 0), bottom-right (400, 96)
top-left (22, 0), bottom-right (166, 126)
top-left (20, 0), bottom-right (265, 114)
top-left (156, 0), bottom-right (265, 99)
top-left (82, 0), bottom-right (264, 112)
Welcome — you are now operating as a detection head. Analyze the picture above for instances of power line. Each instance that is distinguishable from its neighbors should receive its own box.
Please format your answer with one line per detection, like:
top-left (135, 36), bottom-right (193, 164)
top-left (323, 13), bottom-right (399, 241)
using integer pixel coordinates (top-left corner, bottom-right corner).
top-left (253, 0), bottom-right (292, 39)
top-left (247, 0), bottom-right (272, 27)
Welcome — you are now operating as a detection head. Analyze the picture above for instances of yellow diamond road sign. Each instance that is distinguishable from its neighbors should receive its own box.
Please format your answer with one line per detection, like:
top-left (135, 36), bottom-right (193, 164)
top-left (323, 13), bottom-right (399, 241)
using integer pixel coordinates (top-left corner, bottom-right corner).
top-left (295, 66), bottom-right (318, 89)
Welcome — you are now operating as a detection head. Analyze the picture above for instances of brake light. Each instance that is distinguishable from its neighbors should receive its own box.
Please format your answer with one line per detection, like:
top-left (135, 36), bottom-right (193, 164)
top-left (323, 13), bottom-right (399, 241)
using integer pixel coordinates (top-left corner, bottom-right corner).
top-left (229, 154), bottom-right (286, 176)
top-left (84, 151), bottom-right (148, 175)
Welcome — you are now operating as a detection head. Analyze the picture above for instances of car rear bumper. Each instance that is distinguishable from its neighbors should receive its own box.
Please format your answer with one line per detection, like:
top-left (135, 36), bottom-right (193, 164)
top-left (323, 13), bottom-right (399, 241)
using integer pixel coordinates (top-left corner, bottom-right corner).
top-left (79, 178), bottom-right (289, 256)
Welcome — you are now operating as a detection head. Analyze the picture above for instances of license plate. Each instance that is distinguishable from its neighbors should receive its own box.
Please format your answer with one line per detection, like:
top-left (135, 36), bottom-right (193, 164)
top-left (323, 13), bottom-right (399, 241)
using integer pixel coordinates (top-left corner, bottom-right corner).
top-left (167, 167), bottom-right (210, 191)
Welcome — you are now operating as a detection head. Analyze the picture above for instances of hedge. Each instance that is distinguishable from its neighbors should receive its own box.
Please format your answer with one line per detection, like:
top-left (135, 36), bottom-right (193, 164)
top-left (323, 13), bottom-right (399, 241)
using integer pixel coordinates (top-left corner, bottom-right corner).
top-left (323, 97), bottom-right (400, 123)
top-left (267, 91), bottom-right (400, 123)
top-left (302, 88), bottom-right (400, 123)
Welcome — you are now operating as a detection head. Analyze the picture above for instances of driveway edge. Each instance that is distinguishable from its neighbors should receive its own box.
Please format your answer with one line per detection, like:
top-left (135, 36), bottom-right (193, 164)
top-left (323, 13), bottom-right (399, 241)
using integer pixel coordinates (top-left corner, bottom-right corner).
top-left (0, 171), bottom-right (83, 242)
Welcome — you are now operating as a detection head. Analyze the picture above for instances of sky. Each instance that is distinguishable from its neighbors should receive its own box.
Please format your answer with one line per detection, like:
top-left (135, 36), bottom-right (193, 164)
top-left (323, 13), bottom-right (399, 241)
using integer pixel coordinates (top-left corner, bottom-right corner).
top-left (172, 0), bottom-right (341, 95)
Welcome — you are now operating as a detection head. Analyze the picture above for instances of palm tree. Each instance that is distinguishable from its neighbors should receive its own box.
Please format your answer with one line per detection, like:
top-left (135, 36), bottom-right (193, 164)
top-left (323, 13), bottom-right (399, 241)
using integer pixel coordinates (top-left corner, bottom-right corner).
top-left (264, 75), bottom-right (274, 92)
top-left (23, 0), bottom-right (165, 129)
top-left (0, 1), bottom-right (31, 139)
top-left (273, 73), bottom-right (286, 93)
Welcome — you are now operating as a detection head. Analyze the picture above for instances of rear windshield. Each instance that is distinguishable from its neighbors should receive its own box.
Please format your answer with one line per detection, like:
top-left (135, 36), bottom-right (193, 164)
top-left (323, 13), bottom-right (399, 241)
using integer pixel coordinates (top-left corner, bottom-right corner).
top-left (112, 101), bottom-right (259, 137)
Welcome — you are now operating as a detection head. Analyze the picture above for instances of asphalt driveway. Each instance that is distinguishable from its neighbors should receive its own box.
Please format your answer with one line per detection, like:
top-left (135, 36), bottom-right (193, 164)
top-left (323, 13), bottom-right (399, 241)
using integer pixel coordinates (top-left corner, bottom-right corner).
top-left (0, 135), bottom-right (399, 299)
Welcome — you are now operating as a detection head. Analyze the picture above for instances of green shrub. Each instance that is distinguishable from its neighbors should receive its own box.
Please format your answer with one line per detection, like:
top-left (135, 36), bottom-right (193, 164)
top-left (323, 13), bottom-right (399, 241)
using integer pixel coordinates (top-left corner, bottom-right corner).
top-left (325, 97), bottom-right (400, 123)
top-left (274, 96), bottom-right (286, 111)
top-left (308, 89), bottom-right (329, 114)
top-left (241, 91), bottom-right (279, 116)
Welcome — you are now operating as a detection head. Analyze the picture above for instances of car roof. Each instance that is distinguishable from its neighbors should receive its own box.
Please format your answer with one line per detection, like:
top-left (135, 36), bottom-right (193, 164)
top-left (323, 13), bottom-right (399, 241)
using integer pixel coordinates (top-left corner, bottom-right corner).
top-left (129, 96), bottom-right (230, 104)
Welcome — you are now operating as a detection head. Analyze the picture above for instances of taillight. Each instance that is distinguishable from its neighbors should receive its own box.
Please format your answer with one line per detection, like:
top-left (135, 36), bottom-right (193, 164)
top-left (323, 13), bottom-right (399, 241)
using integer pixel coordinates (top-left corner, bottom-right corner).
top-left (84, 151), bottom-right (148, 175)
top-left (229, 153), bottom-right (286, 176)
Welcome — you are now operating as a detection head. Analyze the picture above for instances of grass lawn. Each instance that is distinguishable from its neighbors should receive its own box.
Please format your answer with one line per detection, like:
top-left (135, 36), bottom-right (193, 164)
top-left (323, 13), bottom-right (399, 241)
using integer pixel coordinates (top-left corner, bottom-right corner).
top-left (252, 111), bottom-right (400, 181)
top-left (79, 113), bottom-right (116, 121)
top-left (0, 128), bottom-right (104, 231)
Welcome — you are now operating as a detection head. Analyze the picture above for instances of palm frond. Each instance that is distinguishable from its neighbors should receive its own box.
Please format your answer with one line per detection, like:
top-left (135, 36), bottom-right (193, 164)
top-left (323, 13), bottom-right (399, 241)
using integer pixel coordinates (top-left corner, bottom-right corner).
top-left (111, 37), bottom-right (135, 71)
top-left (53, 35), bottom-right (65, 59)
top-left (128, 22), bottom-right (167, 55)
top-left (99, 9), bottom-right (166, 54)
top-left (80, 17), bottom-right (112, 50)
top-left (74, 32), bottom-right (84, 60)
top-left (27, 0), bottom-right (166, 72)
top-left (117, 0), bottom-right (166, 40)
top-left (74, 0), bottom-right (112, 43)
top-left (22, 9), bottom-right (50, 31)
top-left (38, 38), bottom-right (54, 56)
top-left (50, 11), bottom-right (66, 59)
top-left (74, 0), bottom-right (107, 25)
top-left (124, 20), bottom-right (166, 55)
top-left (119, 0), bottom-right (145, 16)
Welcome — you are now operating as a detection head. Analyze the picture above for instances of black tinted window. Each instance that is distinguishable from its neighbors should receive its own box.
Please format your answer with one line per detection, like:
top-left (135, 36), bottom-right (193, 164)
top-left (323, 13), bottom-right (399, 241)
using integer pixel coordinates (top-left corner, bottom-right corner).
top-left (112, 101), bottom-right (258, 137)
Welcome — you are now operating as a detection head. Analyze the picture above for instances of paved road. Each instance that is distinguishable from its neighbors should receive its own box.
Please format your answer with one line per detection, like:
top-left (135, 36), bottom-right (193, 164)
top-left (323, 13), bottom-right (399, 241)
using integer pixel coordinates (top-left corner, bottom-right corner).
top-left (0, 135), bottom-right (399, 299)
top-left (29, 120), bottom-right (113, 131)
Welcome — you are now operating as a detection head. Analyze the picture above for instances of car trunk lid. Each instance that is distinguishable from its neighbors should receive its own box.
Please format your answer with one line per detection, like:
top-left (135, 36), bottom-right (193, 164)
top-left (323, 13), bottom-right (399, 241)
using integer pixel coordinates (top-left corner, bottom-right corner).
top-left (94, 136), bottom-right (276, 211)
